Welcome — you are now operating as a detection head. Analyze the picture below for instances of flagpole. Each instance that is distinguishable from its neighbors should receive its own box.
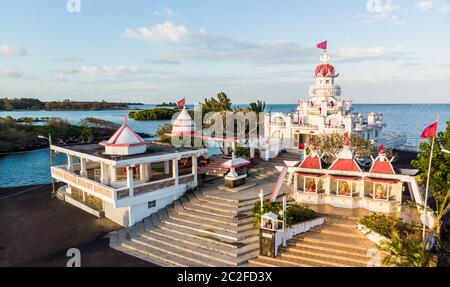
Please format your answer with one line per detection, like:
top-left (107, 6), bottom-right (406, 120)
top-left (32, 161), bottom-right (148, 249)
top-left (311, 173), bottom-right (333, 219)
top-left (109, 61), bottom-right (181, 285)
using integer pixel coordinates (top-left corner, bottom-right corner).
top-left (422, 115), bottom-right (440, 242)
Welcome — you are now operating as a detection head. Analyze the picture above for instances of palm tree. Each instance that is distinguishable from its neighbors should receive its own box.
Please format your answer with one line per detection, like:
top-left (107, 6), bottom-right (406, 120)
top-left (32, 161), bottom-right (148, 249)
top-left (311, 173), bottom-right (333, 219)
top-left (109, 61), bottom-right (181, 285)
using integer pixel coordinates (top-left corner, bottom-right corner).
top-left (380, 231), bottom-right (428, 267)
top-left (249, 100), bottom-right (266, 114)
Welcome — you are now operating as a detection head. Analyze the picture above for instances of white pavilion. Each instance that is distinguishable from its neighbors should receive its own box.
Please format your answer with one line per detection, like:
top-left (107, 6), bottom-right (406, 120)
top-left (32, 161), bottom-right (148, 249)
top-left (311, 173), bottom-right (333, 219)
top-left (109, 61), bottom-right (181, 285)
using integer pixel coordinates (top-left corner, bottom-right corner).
top-left (51, 117), bottom-right (206, 227)
top-left (263, 49), bottom-right (388, 151)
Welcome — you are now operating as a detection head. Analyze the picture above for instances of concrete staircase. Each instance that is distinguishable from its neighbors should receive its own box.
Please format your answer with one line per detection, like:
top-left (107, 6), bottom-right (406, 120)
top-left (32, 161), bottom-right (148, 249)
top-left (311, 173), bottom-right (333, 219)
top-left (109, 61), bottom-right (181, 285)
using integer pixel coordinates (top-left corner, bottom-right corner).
top-left (249, 152), bottom-right (302, 181)
top-left (110, 189), bottom-right (283, 266)
top-left (202, 157), bottom-right (229, 177)
top-left (248, 214), bottom-right (380, 267)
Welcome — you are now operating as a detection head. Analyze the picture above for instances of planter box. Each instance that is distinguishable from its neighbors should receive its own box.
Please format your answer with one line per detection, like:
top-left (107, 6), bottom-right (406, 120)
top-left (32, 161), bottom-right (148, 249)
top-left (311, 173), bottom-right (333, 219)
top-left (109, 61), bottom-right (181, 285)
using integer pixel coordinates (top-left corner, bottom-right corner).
top-left (275, 217), bottom-right (325, 255)
top-left (357, 223), bottom-right (390, 246)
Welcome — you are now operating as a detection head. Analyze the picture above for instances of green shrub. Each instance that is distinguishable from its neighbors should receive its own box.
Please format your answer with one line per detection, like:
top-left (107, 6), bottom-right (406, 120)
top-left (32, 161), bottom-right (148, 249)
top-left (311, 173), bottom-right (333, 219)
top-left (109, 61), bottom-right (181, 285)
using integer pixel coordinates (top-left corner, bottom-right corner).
top-left (285, 204), bottom-right (318, 227)
top-left (251, 200), bottom-right (317, 228)
top-left (129, 108), bottom-right (178, 120)
top-left (358, 213), bottom-right (421, 240)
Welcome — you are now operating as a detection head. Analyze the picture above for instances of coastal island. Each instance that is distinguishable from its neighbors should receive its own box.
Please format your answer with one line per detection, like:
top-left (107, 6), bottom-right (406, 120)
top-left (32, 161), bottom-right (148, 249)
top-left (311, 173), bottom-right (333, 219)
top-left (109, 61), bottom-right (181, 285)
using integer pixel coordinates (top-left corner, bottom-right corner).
top-left (129, 108), bottom-right (194, 120)
top-left (0, 98), bottom-right (143, 111)
top-left (0, 117), bottom-right (150, 154)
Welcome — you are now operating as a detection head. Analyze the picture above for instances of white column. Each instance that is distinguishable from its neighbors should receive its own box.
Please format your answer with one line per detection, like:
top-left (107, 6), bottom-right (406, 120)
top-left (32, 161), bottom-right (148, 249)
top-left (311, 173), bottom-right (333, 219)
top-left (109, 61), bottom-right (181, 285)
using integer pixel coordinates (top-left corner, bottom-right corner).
top-left (172, 159), bottom-right (179, 186)
top-left (140, 164), bottom-right (149, 182)
top-left (67, 155), bottom-right (74, 172)
top-left (100, 162), bottom-right (109, 185)
top-left (80, 158), bottom-right (88, 177)
top-left (192, 156), bottom-right (198, 185)
top-left (164, 160), bottom-right (170, 175)
top-left (110, 166), bottom-right (117, 182)
top-left (127, 166), bottom-right (134, 197)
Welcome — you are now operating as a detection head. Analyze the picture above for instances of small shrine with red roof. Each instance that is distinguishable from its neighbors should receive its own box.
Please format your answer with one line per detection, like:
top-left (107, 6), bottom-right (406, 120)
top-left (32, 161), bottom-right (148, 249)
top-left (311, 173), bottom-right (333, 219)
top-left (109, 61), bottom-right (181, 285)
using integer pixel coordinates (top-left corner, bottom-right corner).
top-left (290, 140), bottom-right (404, 213)
top-left (100, 117), bottom-right (147, 156)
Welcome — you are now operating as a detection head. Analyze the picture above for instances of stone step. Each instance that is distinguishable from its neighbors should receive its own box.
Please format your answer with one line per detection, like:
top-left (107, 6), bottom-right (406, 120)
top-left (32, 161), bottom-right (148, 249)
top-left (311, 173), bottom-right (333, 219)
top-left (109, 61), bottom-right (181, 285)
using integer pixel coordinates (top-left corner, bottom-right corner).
top-left (324, 216), bottom-right (358, 226)
top-left (194, 191), bottom-right (238, 208)
top-left (310, 226), bottom-right (367, 239)
top-left (119, 241), bottom-right (197, 267)
top-left (145, 226), bottom-right (259, 258)
top-left (295, 232), bottom-right (374, 251)
top-left (173, 200), bottom-right (248, 227)
top-left (130, 236), bottom-right (218, 267)
top-left (181, 197), bottom-right (240, 219)
top-left (320, 213), bottom-right (359, 221)
top-left (154, 222), bottom-right (258, 248)
top-left (288, 240), bottom-right (369, 258)
top-left (163, 216), bottom-right (258, 242)
top-left (284, 245), bottom-right (369, 266)
top-left (248, 256), bottom-right (309, 267)
top-left (167, 206), bottom-right (254, 233)
top-left (279, 251), bottom-right (357, 267)
top-left (134, 232), bottom-right (243, 266)
top-left (324, 221), bottom-right (357, 229)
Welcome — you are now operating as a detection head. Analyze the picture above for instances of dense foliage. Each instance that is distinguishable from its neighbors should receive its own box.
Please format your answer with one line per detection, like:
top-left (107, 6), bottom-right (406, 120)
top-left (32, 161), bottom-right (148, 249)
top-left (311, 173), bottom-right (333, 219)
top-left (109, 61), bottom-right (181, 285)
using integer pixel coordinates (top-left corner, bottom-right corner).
top-left (0, 98), bottom-right (138, 111)
top-left (0, 117), bottom-right (121, 153)
top-left (314, 132), bottom-right (374, 163)
top-left (380, 231), bottom-right (429, 267)
top-left (358, 213), bottom-right (421, 239)
top-left (412, 121), bottom-right (450, 233)
top-left (251, 200), bottom-right (317, 228)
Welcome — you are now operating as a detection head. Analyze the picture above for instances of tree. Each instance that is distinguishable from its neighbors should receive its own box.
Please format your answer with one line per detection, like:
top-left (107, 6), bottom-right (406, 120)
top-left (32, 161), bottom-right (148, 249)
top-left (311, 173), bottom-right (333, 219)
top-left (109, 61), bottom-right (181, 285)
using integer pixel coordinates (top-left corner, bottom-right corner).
top-left (314, 133), bottom-right (374, 163)
top-left (380, 231), bottom-right (428, 267)
top-left (412, 121), bottom-right (450, 236)
top-left (156, 124), bottom-right (173, 144)
top-left (249, 100), bottom-right (266, 114)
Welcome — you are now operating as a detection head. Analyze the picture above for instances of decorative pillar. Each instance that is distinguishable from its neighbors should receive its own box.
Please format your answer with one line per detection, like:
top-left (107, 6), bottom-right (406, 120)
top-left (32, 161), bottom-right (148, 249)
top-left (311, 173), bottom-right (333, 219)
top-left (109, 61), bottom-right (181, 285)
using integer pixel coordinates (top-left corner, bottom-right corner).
top-left (127, 165), bottom-right (134, 197)
top-left (80, 158), bottom-right (88, 177)
top-left (192, 156), bottom-right (198, 185)
top-left (164, 161), bottom-right (170, 175)
top-left (140, 164), bottom-right (150, 182)
top-left (172, 159), bottom-right (179, 186)
top-left (100, 162), bottom-right (109, 185)
top-left (67, 155), bottom-right (74, 172)
top-left (110, 165), bottom-right (117, 182)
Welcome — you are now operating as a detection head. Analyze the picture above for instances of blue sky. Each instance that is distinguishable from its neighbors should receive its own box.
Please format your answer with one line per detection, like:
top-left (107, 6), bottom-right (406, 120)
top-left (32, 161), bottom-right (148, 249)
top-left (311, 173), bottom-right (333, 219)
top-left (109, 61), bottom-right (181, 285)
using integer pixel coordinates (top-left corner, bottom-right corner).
top-left (0, 0), bottom-right (449, 104)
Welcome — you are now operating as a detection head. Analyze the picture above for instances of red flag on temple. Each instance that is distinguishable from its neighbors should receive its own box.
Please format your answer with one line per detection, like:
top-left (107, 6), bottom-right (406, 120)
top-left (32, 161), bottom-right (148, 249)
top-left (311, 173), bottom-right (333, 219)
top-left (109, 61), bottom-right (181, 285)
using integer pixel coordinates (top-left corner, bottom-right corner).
top-left (177, 98), bottom-right (185, 109)
top-left (420, 121), bottom-right (438, 139)
top-left (316, 40), bottom-right (327, 50)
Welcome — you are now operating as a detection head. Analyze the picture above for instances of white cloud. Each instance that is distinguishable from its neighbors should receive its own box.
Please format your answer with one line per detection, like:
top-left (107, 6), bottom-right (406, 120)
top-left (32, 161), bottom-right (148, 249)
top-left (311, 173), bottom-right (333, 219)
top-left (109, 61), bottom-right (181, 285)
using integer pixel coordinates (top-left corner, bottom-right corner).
top-left (359, 0), bottom-right (403, 24)
top-left (79, 65), bottom-right (150, 78)
top-left (57, 68), bottom-right (79, 78)
top-left (417, 0), bottom-right (438, 11)
top-left (0, 67), bottom-right (23, 78)
top-left (0, 43), bottom-right (27, 56)
top-left (439, 3), bottom-right (450, 12)
top-left (123, 22), bottom-right (188, 43)
top-left (154, 7), bottom-right (177, 18)
top-left (124, 22), bottom-right (406, 65)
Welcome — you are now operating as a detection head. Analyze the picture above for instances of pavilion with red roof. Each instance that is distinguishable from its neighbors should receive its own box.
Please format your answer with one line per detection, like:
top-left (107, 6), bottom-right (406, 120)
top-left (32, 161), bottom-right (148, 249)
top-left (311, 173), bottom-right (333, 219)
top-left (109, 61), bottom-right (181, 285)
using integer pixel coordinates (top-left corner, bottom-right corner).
top-left (100, 116), bottom-right (147, 156)
top-left (293, 146), bottom-right (326, 194)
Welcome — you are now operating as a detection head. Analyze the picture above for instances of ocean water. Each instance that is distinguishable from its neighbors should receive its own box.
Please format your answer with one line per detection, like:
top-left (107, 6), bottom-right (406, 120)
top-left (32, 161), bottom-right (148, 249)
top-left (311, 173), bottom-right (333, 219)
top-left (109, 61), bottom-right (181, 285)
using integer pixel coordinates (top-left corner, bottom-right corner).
top-left (0, 104), bottom-right (448, 188)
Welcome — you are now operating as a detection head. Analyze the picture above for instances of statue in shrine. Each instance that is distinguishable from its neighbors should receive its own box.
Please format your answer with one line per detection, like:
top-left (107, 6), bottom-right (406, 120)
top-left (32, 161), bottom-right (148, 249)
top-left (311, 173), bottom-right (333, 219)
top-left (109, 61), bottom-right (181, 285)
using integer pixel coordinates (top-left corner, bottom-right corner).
top-left (374, 184), bottom-right (386, 199)
top-left (306, 179), bottom-right (316, 192)
top-left (339, 181), bottom-right (350, 196)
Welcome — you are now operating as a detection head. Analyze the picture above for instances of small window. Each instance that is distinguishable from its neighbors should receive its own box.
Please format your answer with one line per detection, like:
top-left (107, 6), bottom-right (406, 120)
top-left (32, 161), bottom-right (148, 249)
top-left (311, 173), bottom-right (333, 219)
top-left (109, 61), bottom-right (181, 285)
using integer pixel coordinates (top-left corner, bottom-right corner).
top-left (326, 80), bottom-right (330, 84)
top-left (148, 200), bottom-right (156, 209)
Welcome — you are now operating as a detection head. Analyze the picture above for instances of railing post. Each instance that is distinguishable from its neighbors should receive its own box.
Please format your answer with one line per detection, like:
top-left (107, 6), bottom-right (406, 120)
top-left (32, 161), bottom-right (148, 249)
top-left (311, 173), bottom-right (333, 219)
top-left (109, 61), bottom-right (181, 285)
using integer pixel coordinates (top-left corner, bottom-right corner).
top-left (173, 159), bottom-right (179, 186)
top-left (192, 156), bottom-right (198, 186)
top-left (127, 166), bottom-right (134, 197)
top-left (80, 158), bottom-right (88, 177)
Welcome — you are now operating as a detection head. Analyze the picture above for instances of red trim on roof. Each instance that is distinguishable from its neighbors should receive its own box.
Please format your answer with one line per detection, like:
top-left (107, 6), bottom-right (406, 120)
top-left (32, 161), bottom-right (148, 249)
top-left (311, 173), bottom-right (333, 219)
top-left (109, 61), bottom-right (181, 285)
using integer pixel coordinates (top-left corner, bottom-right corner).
top-left (370, 161), bottom-right (395, 174)
top-left (295, 172), bottom-right (322, 178)
top-left (108, 124), bottom-right (126, 144)
top-left (329, 175), bottom-right (361, 180)
top-left (102, 143), bottom-right (146, 147)
top-left (106, 124), bottom-right (145, 146)
top-left (366, 178), bottom-right (399, 184)
top-left (126, 125), bottom-right (145, 143)
top-left (300, 157), bottom-right (321, 169)
top-left (329, 159), bottom-right (362, 172)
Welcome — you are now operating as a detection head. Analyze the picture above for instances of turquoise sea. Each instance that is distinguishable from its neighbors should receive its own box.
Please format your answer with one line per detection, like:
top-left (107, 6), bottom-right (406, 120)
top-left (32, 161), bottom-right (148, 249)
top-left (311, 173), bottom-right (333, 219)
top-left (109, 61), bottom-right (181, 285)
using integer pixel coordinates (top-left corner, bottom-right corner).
top-left (0, 104), bottom-right (449, 188)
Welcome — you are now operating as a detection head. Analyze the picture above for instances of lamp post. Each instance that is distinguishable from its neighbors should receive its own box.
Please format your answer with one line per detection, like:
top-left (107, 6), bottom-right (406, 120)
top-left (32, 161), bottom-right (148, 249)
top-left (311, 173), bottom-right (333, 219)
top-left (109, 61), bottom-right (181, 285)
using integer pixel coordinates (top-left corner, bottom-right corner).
top-left (38, 134), bottom-right (56, 198)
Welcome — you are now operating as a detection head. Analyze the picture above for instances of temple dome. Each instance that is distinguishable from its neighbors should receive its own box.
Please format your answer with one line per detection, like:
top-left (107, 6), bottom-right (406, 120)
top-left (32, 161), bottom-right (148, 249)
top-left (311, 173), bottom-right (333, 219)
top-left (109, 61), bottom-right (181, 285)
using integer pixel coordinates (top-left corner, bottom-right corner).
top-left (315, 63), bottom-right (335, 77)
top-left (100, 117), bottom-right (147, 156)
top-left (171, 108), bottom-right (196, 135)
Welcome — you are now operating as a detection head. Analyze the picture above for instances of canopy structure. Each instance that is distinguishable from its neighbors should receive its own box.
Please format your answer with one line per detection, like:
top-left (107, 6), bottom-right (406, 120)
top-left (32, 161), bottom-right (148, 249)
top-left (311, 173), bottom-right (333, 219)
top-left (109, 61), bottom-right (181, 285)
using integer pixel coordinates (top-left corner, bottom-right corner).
top-left (100, 117), bottom-right (147, 156)
top-left (328, 140), bottom-right (362, 172)
top-left (222, 157), bottom-right (251, 169)
top-left (169, 107), bottom-right (196, 136)
top-left (370, 144), bottom-right (395, 174)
